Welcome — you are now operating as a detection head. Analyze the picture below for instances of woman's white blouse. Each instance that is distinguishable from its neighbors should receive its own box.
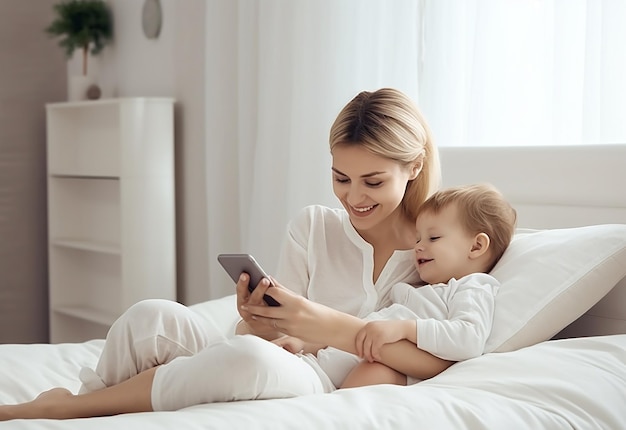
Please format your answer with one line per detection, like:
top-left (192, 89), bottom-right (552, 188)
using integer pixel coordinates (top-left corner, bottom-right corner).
top-left (275, 205), bottom-right (421, 318)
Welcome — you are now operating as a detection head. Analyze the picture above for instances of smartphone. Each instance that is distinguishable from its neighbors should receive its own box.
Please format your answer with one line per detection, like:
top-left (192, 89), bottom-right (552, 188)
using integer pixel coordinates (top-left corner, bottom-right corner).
top-left (217, 253), bottom-right (280, 306)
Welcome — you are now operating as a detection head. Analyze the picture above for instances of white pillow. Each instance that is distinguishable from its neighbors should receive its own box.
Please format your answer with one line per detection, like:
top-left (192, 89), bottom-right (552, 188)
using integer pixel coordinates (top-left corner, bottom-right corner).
top-left (485, 224), bottom-right (626, 353)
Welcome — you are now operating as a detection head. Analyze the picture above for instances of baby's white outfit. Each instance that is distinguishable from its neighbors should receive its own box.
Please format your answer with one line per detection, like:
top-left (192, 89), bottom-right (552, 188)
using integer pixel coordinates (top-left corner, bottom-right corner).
top-left (314, 273), bottom-right (500, 388)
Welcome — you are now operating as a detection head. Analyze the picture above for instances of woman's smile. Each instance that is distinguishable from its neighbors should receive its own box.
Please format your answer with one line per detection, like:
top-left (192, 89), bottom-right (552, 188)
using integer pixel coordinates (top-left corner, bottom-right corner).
top-left (349, 204), bottom-right (378, 217)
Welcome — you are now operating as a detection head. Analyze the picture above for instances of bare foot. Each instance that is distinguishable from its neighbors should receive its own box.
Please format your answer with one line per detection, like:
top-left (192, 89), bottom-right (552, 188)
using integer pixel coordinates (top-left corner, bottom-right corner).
top-left (0, 387), bottom-right (74, 421)
top-left (35, 387), bottom-right (73, 402)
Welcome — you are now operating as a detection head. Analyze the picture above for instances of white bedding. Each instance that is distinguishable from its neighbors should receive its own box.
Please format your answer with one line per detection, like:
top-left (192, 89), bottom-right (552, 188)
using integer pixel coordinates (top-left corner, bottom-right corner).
top-left (0, 334), bottom-right (625, 429)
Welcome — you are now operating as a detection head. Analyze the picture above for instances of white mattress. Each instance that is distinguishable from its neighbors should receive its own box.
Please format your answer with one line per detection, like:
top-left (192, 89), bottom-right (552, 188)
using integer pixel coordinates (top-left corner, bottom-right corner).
top-left (0, 334), bottom-right (625, 429)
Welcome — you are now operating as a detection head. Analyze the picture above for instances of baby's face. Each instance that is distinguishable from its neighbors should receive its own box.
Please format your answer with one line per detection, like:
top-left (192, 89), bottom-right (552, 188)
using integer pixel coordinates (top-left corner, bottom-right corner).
top-left (413, 205), bottom-right (476, 284)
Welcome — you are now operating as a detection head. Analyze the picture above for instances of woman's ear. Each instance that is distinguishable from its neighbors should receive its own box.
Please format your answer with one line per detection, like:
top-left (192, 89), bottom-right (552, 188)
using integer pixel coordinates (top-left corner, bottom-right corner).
top-left (409, 156), bottom-right (424, 180)
top-left (469, 233), bottom-right (490, 259)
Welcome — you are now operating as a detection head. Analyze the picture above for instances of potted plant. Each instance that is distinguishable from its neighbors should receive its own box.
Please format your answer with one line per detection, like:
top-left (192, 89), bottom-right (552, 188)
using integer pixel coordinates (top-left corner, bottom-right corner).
top-left (46, 0), bottom-right (113, 75)
top-left (46, 0), bottom-right (113, 100)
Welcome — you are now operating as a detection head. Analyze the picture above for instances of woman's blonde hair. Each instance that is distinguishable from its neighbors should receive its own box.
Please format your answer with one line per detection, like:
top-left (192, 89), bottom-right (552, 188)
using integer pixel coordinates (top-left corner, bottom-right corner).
top-left (416, 183), bottom-right (518, 271)
top-left (329, 88), bottom-right (441, 222)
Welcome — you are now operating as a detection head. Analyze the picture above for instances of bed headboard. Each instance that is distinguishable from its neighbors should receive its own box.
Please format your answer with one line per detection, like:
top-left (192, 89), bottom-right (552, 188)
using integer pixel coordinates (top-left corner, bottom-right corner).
top-left (439, 144), bottom-right (626, 339)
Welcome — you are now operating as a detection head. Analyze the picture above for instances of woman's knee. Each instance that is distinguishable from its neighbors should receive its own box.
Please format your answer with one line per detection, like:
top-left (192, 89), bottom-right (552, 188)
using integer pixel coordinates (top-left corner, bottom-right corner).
top-left (226, 335), bottom-right (281, 370)
top-left (113, 299), bottom-right (174, 326)
top-left (110, 299), bottom-right (191, 334)
top-left (126, 299), bottom-right (182, 318)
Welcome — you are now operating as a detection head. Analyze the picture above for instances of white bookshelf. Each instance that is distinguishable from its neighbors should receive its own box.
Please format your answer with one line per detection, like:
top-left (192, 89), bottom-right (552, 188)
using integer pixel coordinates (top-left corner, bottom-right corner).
top-left (46, 98), bottom-right (177, 343)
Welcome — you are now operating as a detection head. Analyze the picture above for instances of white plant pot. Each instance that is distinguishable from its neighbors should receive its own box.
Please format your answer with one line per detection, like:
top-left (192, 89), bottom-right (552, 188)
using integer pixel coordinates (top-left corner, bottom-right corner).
top-left (68, 75), bottom-right (93, 101)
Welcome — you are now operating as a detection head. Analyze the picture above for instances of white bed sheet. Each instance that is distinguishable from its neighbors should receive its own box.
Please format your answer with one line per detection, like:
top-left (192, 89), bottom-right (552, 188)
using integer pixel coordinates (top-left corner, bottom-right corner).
top-left (0, 334), bottom-right (625, 429)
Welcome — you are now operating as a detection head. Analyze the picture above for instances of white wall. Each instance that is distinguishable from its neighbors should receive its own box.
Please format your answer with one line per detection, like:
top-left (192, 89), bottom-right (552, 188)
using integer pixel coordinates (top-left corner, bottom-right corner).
top-left (78, 0), bottom-right (230, 305)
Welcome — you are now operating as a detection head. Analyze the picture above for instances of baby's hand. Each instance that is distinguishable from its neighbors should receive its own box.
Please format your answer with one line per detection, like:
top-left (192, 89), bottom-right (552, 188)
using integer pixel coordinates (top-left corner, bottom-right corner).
top-left (356, 320), bottom-right (408, 362)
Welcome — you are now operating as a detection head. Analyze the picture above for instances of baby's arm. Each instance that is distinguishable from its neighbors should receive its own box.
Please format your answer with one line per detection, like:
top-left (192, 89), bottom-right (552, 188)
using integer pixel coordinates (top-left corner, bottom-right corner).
top-left (355, 320), bottom-right (417, 362)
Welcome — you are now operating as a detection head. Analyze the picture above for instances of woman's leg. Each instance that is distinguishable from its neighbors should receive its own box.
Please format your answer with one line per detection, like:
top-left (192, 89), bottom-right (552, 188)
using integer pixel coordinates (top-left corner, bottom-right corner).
top-left (0, 335), bottom-right (324, 420)
top-left (0, 368), bottom-right (156, 420)
top-left (152, 335), bottom-right (325, 410)
top-left (80, 299), bottom-right (223, 392)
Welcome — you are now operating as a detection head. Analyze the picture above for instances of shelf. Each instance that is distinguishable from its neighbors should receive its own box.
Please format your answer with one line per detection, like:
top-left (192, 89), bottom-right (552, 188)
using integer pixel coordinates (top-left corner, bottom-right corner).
top-left (46, 97), bottom-right (175, 109)
top-left (52, 305), bottom-right (118, 327)
top-left (48, 248), bottom-right (122, 319)
top-left (48, 177), bottom-right (121, 247)
top-left (52, 238), bottom-right (120, 255)
top-left (49, 173), bottom-right (120, 180)
top-left (46, 98), bottom-right (176, 343)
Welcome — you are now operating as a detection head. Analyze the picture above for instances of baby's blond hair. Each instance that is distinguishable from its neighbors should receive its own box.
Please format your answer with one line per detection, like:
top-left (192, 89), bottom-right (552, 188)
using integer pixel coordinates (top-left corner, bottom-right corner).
top-left (417, 183), bottom-right (517, 271)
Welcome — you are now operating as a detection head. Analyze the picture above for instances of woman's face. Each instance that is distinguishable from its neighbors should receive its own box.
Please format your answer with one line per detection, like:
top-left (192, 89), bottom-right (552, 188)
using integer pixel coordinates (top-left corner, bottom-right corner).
top-left (331, 145), bottom-right (417, 232)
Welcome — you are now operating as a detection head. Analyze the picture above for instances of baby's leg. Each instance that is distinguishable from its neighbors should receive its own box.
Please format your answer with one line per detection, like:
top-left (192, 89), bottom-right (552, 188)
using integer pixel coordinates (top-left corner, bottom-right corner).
top-left (340, 361), bottom-right (406, 389)
top-left (80, 299), bottom-right (222, 392)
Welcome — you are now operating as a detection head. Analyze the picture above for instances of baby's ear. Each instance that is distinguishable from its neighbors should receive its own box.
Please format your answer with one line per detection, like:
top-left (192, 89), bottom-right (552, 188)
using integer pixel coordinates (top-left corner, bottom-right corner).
top-left (469, 233), bottom-right (490, 258)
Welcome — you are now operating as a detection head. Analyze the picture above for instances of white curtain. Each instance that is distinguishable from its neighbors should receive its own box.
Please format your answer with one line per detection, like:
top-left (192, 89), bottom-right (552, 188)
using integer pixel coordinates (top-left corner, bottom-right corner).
top-left (203, 0), bottom-right (626, 298)
top-left (418, 0), bottom-right (626, 147)
top-left (204, 0), bottom-right (422, 297)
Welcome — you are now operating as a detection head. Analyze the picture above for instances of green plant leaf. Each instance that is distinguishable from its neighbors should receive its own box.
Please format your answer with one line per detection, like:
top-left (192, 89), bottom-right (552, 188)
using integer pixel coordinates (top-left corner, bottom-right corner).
top-left (45, 0), bottom-right (113, 74)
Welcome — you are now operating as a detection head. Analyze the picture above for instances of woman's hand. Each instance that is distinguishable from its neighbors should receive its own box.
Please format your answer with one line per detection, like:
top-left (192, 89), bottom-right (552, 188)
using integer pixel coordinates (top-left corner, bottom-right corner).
top-left (235, 273), bottom-right (282, 339)
top-left (272, 335), bottom-right (306, 354)
top-left (242, 278), bottom-right (363, 351)
top-left (273, 335), bottom-right (327, 356)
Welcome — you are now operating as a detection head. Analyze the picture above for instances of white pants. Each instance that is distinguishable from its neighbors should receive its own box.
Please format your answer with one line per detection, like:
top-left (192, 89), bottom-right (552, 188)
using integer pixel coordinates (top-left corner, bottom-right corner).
top-left (79, 299), bottom-right (325, 411)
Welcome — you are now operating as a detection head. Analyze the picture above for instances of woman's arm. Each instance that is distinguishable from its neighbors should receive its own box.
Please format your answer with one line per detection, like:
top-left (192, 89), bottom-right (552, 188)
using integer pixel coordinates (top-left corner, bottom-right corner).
top-left (241, 280), bottom-right (453, 380)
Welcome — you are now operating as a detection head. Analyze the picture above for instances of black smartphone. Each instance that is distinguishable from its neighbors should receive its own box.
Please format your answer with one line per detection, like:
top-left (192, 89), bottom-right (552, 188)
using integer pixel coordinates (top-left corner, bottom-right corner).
top-left (217, 253), bottom-right (280, 306)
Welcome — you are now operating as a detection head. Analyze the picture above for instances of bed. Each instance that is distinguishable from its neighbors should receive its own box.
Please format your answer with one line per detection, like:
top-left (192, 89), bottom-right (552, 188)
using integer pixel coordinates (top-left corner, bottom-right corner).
top-left (1, 144), bottom-right (626, 429)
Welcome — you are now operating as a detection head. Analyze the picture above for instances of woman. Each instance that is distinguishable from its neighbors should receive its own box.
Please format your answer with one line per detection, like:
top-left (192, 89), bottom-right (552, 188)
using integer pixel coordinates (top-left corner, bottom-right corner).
top-left (0, 88), bottom-right (446, 420)
top-left (238, 87), bottom-right (440, 340)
